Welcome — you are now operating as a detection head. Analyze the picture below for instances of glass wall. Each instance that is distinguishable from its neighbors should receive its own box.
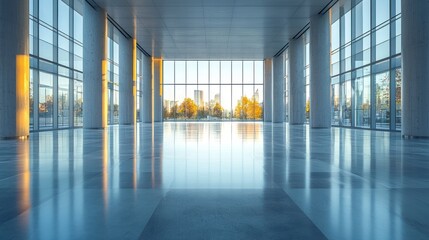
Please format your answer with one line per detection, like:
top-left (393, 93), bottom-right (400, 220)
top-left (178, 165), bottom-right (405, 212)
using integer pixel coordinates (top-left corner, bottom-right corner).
top-left (163, 61), bottom-right (264, 121)
top-left (107, 24), bottom-right (120, 125)
top-left (330, 0), bottom-right (402, 130)
top-left (29, 0), bottom-right (83, 130)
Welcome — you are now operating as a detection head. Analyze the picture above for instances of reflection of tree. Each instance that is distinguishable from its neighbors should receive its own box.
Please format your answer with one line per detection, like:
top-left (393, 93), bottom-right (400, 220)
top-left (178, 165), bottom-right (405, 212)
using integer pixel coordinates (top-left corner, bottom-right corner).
top-left (178, 98), bottom-right (198, 119)
top-left (233, 96), bottom-right (263, 119)
top-left (212, 102), bottom-right (223, 118)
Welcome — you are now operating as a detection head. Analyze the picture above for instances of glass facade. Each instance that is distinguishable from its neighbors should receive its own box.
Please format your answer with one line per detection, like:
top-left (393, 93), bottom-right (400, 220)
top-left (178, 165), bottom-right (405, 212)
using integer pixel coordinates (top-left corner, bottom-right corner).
top-left (29, 0), bottom-right (83, 130)
top-left (330, 0), bottom-right (402, 130)
top-left (107, 24), bottom-right (120, 125)
top-left (29, 0), bottom-right (145, 130)
top-left (163, 61), bottom-right (264, 121)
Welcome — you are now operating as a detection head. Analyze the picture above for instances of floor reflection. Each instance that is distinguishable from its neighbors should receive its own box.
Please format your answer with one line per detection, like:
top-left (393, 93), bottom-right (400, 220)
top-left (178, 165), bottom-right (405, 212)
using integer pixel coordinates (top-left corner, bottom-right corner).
top-left (0, 123), bottom-right (428, 239)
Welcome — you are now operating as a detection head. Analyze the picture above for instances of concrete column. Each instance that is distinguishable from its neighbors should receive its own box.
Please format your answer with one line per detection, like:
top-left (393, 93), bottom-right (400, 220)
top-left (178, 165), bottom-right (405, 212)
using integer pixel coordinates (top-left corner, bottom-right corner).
top-left (272, 56), bottom-right (284, 123)
top-left (0, 0), bottom-right (30, 139)
top-left (289, 37), bottom-right (305, 125)
top-left (153, 59), bottom-right (163, 122)
top-left (142, 55), bottom-right (152, 123)
top-left (263, 59), bottom-right (273, 122)
top-left (83, 3), bottom-right (108, 129)
top-left (402, 0), bottom-right (429, 137)
top-left (310, 13), bottom-right (331, 128)
top-left (119, 38), bottom-right (135, 125)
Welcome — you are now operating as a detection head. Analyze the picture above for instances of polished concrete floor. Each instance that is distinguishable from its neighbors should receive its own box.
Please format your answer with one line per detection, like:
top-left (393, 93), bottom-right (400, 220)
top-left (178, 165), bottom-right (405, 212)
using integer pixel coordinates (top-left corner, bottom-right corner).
top-left (0, 122), bottom-right (429, 239)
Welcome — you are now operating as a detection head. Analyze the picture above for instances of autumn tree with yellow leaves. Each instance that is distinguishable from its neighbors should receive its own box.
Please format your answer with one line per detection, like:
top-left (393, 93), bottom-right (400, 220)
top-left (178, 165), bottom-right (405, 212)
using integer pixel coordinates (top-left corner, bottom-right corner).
top-left (178, 98), bottom-right (198, 119)
top-left (233, 96), bottom-right (263, 119)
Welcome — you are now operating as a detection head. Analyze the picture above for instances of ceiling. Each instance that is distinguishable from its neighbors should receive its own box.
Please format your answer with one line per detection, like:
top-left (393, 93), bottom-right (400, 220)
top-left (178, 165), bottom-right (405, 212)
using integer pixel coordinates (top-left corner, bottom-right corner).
top-left (93, 0), bottom-right (332, 60)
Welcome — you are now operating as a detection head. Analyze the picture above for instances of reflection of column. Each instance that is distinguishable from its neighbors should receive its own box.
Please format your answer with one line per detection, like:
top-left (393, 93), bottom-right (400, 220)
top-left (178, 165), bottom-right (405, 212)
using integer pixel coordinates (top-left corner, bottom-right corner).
top-left (289, 37), bottom-right (305, 125)
top-left (272, 124), bottom-right (286, 185)
top-left (153, 58), bottom-right (163, 122)
top-left (83, 3), bottom-right (108, 129)
top-left (119, 38), bottom-right (135, 125)
top-left (263, 59), bottom-right (273, 122)
top-left (142, 54), bottom-right (152, 123)
top-left (402, 1), bottom-right (429, 137)
top-left (0, 0), bottom-right (30, 139)
top-left (310, 13), bottom-right (331, 128)
top-left (272, 56), bottom-right (284, 123)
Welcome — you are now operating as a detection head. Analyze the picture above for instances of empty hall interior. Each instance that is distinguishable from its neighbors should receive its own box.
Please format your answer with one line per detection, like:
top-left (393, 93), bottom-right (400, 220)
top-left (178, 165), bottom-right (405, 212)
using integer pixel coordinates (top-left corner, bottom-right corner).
top-left (1, 0), bottom-right (429, 239)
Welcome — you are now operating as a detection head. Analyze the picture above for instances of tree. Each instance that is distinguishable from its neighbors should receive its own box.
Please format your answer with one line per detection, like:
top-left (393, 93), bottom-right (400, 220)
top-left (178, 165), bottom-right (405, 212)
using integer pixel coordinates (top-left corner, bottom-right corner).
top-left (178, 98), bottom-right (198, 119)
top-left (197, 106), bottom-right (209, 119)
top-left (234, 96), bottom-right (263, 119)
top-left (212, 102), bottom-right (223, 118)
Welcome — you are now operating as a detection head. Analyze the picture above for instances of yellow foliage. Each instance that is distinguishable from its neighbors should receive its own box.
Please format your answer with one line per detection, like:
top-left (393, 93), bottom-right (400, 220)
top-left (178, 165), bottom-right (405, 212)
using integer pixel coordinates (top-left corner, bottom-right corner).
top-left (234, 96), bottom-right (263, 119)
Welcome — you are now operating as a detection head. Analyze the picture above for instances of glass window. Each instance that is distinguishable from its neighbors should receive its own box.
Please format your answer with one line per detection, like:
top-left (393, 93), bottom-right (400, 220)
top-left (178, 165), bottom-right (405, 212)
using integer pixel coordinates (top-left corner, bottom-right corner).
top-left (210, 61), bottom-right (220, 84)
top-left (58, 77), bottom-right (70, 128)
top-left (395, 68), bottom-right (402, 130)
top-left (332, 84), bottom-right (340, 125)
top-left (375, 71), bottom-right (390, 129)
top-left (39, 72), bottom-right (54, 129)
top-left (375, 0), bottom-right (390, 26)
top-left (243, 61), bottom-right (253, 84)
top-left (198, 61), bottom-right (209, 84)
top-left (354, 75), bottom-right (371, 128)
top-left (74, 80), bottom-right (83, 127)
top-left (175, 61), bottom-right (186, 84)
top-left (163, 85), bottom-right (175, 120)
top-left (187, 61), bottom-right (198, 84)
top-left (342, 80), bottom-right (352, 126)
top-left (255, 61), bottom-right (263, 84)
top-left (58, 0), bottom-right (70, 35)
top-left (221, 61), bottom-right (231, 84)
top-left (232, 61), bottom-right (242, 84)
top-left (164, 61), bottom-right (175, 84)
top-left (39, 0), bottom-right (54, 25)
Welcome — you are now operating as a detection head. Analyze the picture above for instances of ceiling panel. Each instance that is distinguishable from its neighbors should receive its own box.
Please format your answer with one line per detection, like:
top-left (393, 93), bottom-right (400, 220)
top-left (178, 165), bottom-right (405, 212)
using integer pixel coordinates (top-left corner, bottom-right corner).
top-left (93, 0), bottom-right (331, 59)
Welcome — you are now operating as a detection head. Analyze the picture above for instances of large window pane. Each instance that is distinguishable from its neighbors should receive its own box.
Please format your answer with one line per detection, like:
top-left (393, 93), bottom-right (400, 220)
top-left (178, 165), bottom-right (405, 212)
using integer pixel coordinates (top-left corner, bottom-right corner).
top-left (375, 71), bottom-right (390, 129)
top-left (209, 85), bottom-right (221, 119)
top-left (58, 0), bottom-right (70, 35)
top-left (243, 61), bottom-right (253, 84)
top-left (175, 61), bottom-right (186, 84)
top-left (255, 61), bottom-right (263, 84)
top-left (210, 61), bottom-right (220, 84)
top-left (58, 76), bottom-right (70, 128)
top-left (332, 84), bottom-right (340, 125)
top-left (395, 68), bottom-right (402, 130)
top-left (187, 61), bottom-right (198, 84)
top-left (221, 61), bottom-right (231, 84)
top-left (164, 61), bottom-right (175, 84)
top-left (74, 80), bottom-right (83, 126)
top-left (198, 61), bottom-right (209, 84)
top-left (342, 80), bottom-right (352, 126)
top-left (221, 85), bottom-right (232, 120)
top-left (39, 0), bottom-right (54, 25)
top-left (354, 75), bottom-right (371, 128)
top-left (163, 85), bottom-right (175, 120)
top-left (39, 72), bottom-right (54, 129)
top-left (232, 85), bottom-right (242, 120)
top-left (375, 0), bottom-right (390, 26)
top-left (197, 85), bottom-right (209, 120)
top-left (232, 61), bottom-right (242, 84)
top-left (175, 85), bottom-right (186, 120)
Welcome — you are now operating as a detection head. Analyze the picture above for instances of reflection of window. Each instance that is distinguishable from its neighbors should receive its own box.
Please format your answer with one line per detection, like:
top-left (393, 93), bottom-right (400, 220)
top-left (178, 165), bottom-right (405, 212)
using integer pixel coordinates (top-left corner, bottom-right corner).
top-left (163, 61), bottom-right (264, 121)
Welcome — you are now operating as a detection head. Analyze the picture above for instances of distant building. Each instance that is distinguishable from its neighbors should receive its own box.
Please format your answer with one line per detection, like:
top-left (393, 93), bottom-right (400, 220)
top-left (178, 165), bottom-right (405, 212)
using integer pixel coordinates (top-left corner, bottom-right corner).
top-left (253, 89), bottom-right (259, 102)
top-left (194, 90), bottom-right (204, 107)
